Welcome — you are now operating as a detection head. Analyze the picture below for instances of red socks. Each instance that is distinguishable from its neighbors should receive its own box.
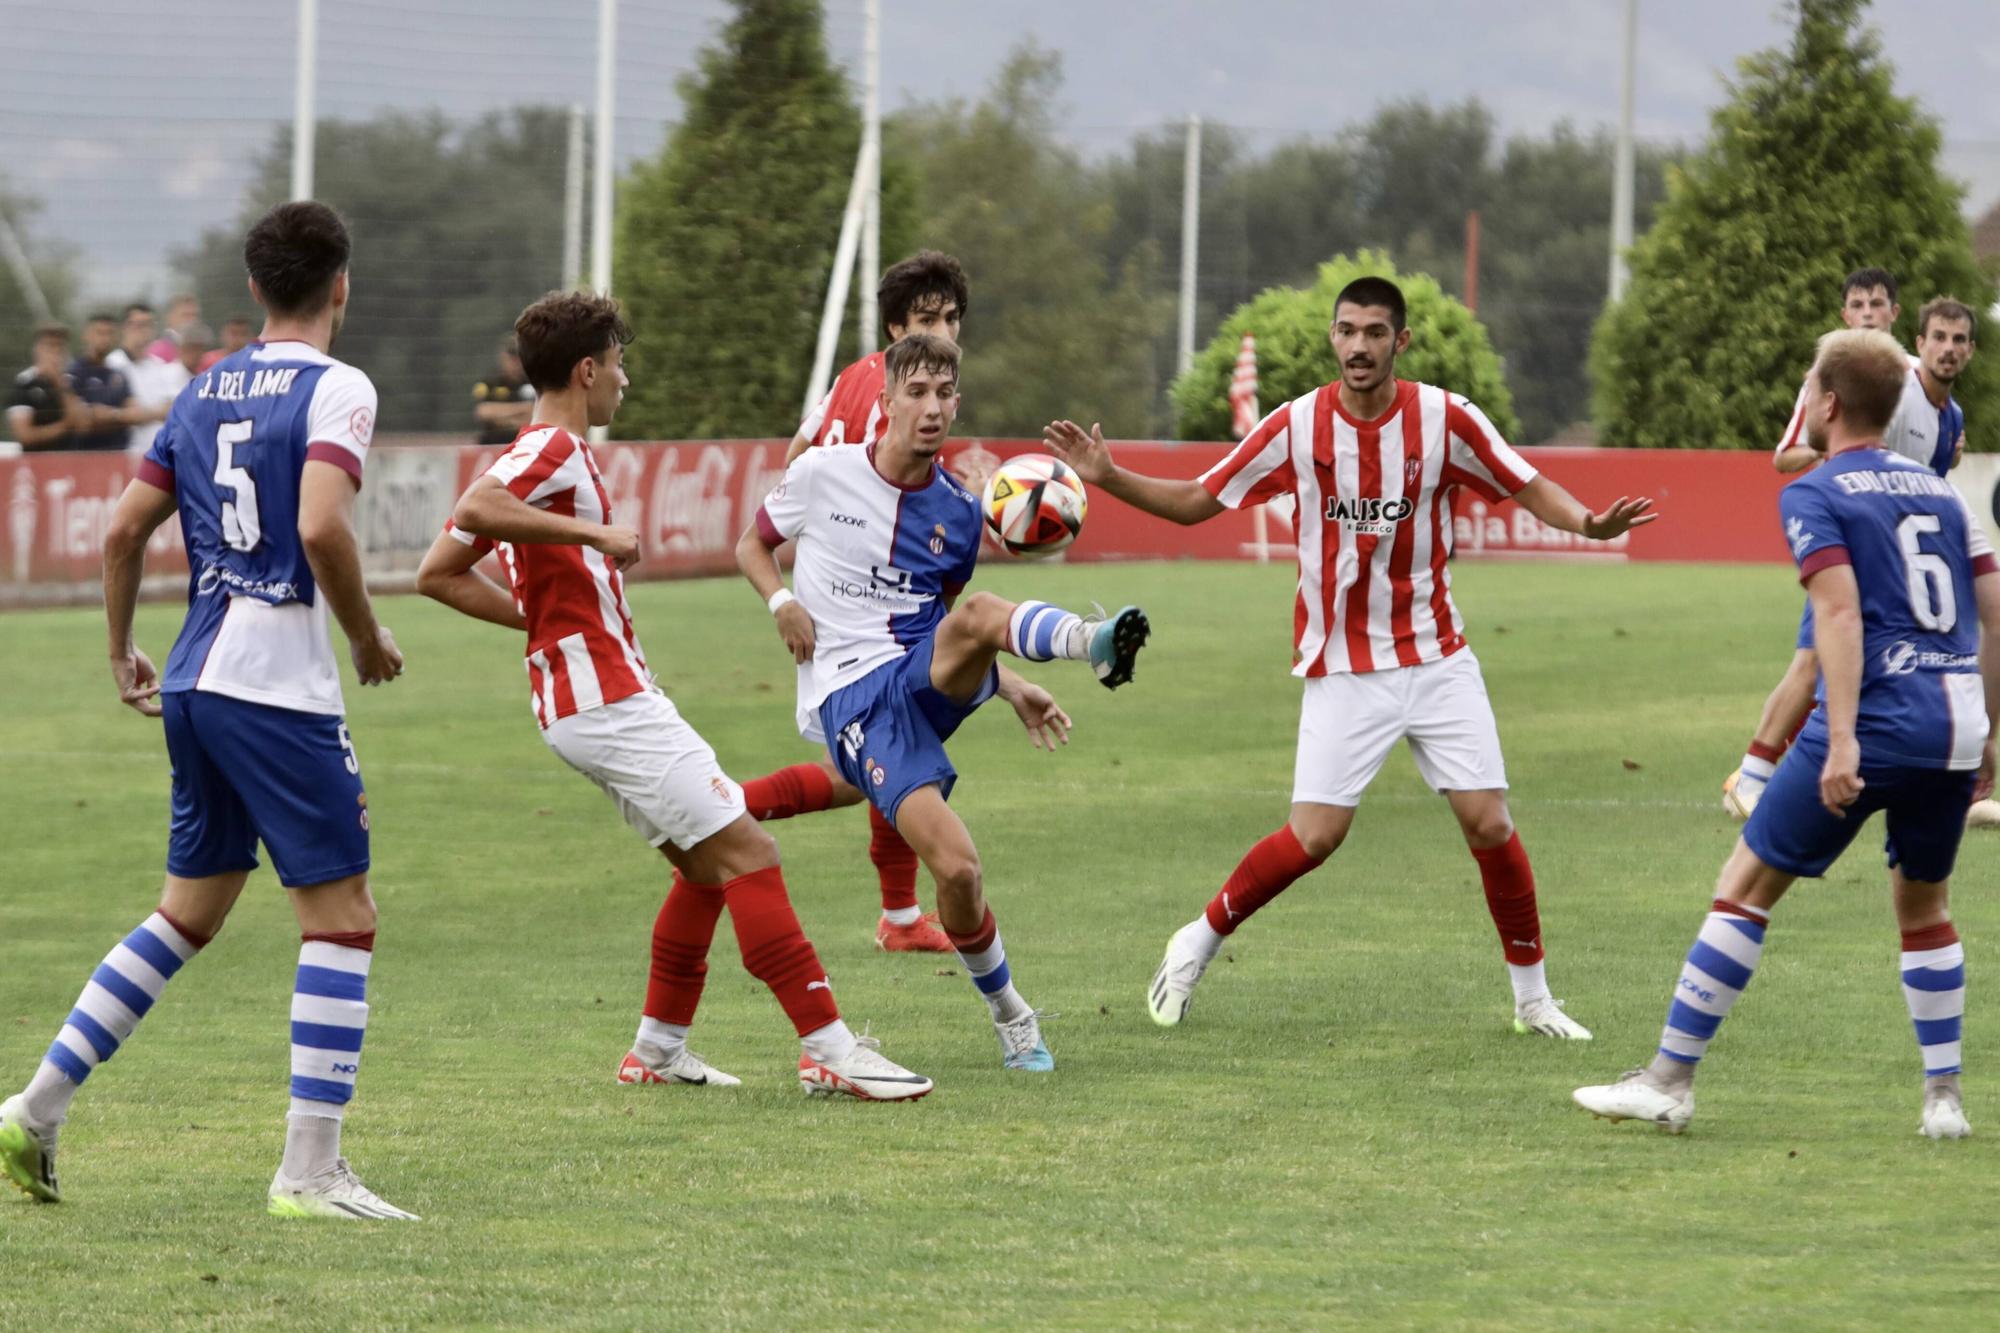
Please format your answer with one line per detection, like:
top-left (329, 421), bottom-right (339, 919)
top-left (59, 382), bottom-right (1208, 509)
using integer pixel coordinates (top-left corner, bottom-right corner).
top-left (869, 806), bottom-right (921, 914)
top-left (1472, 831), bottom-right (1543, 966)
top-left (645, 874), bottom-right (725, 1025)
top-left (1903, 920), bottom-right (1960, 952)
top-left (741, 763), bottom-right (835, 822)
top-left (723, 866), bottom-right (841, 1036)
top-left (1204, 825), bottom-right (1325, 936)
top-left (738, 766), bottom-right (922, 916)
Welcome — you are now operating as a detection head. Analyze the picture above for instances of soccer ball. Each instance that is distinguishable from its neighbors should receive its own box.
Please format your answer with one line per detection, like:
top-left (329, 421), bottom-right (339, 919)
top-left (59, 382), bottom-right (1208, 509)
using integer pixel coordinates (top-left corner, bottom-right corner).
top-left (983, 455), bottom-right (1087, 558)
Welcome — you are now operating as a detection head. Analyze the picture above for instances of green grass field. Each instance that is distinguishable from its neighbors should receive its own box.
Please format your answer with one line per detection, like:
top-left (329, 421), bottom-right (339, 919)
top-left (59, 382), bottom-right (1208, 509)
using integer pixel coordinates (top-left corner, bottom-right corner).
top-left (4, 558), bottom-right (1998, 1329)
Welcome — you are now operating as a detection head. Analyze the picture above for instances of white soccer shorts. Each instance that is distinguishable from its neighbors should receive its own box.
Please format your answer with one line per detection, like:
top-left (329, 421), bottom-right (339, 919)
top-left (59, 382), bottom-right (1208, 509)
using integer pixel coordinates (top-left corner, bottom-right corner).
top-left (1292, 649), bottom-right (1508, 806)
top-left (541, 690), bottom-right (746, 850)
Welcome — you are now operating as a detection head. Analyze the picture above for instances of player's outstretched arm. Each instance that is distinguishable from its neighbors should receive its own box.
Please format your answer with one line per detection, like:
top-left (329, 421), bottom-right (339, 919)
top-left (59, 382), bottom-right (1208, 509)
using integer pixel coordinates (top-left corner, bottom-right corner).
top-left (300, 459), bottom-right (403, 687)
top-left (1805, 564), bottom-right (1864, 815)
top-left (415, 529), bottom-right (526, 631)
top-left (1512, 476), bottom-right (1658, 541)
top-left (735, 521), bottom-right (816, 664)
top-left (1042, 420), bottom-right (1223, 526)
top-left (102, 475), bottom-right (177, 717)
top-left (452, 475), bottom-right (640, 568)
top-left (782, 428), bottom-right (816, 466)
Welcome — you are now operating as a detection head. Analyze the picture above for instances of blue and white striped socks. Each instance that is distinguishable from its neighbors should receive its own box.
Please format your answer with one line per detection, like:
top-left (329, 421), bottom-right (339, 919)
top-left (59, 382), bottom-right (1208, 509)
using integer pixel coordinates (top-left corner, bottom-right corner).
top-left (1901, 925), bottom-right (1965, 1078)
top-left (22, 912), bottom-right (205, 1126)
top-left (945, 907), bottom-right (1031, 1023)
top-left (283, 936), bottom-right (374, 1180)
top-left (1007, 601), bottom-right (1087, 662)
top-left (1658, 899), bottom-right (1769, 1066)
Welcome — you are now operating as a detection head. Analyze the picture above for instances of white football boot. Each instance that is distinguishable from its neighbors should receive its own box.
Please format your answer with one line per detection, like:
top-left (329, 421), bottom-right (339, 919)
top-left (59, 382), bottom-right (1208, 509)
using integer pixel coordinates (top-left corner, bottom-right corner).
top-left (1920, 1078), bottom-right (1972, 1140)
top-left (268, 1158), bottom-right (419, 1220)
top-left (1573, 1068), bottom-right (1695, 1134)
top-left (1147, 920), bottom-right (1216, 1027)
top-left (798, 1036), bottom-right (932, 1101)
top-left (1514, 996), bottom-right (1593, 1040)
top-left (616, 1047), bottom-right (742, 1088)
top-left (1721, 769), bottom-right (1762, 823)
top-left (0, 1095), bottom-right (59, 1203)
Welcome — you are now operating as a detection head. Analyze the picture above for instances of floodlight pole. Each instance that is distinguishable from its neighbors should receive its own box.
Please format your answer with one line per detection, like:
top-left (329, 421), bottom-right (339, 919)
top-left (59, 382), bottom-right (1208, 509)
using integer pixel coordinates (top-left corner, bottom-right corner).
top-left (1177, 114), bottom-right (1202, 376)
top-left (563, 103), bottom-right (586, 291)
top-left (291, 0), bottom-right (318, 200)
top-left (589, 0), bottom-right (617, 442)
top-left (857, 0), bottom-right (881, 352)
top-left (0, 211), bottom-right (52, 324)
top-left (1608, 0), bottom-right (1637, 302)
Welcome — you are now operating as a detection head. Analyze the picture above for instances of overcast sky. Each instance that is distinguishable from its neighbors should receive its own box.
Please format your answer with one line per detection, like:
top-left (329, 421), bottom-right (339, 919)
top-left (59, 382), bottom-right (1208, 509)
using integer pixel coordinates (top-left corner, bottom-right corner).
top-left (7, 0), bottom-right (1998, 302)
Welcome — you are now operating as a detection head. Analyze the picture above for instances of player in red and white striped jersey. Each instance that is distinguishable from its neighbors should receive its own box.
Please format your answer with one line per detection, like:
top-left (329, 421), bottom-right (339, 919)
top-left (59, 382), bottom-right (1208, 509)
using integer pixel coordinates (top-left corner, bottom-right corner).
top-left (740, 251), bottom-right (971, 953)
top-left (417, 292), bottom-right (930, 1102)
top-left (1046, 276), bottom-right (1658, 1040)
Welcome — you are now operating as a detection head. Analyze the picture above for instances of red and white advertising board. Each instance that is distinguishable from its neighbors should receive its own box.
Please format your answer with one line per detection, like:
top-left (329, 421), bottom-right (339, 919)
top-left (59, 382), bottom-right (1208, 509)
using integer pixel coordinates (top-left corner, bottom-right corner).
top-left (0, 438), bottom-right (1829, 608)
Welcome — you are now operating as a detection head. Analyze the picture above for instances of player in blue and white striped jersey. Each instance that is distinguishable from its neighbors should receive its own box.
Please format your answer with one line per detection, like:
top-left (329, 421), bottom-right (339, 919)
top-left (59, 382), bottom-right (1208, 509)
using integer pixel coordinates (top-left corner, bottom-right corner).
top-left (1578, 328), bottom-right (1996, 1139)
top-left (0, 203), bottom-right (417, 1219)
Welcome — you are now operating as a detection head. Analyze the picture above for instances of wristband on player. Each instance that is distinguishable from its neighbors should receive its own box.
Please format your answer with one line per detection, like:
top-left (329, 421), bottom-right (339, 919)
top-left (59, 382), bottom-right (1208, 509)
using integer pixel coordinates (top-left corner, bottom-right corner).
top-left (767, 588), bottom-right (796, 615)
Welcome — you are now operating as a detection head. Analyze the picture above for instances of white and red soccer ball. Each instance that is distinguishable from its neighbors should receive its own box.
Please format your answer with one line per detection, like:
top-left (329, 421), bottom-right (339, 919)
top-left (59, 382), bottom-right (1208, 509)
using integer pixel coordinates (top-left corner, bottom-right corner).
top-left (982, 455), bottom-right (1087, 558)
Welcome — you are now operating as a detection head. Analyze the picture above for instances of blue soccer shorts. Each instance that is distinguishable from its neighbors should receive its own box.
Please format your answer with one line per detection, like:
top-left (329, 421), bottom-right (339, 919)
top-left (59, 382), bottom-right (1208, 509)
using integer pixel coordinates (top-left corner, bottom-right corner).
top-left (162, 690), bottom-right (371, 888)
top-left (1743, 731), bottom-right (1974, 883)
top-left (818, 636), bottom-right (999, 825)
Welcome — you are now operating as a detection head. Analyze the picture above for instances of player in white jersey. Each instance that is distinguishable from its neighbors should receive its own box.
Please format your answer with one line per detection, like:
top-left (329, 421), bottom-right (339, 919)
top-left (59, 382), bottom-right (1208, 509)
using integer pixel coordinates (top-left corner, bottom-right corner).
top-left (1045, 276), bottom-right (1657, 1040)
top-left (741, 251), bottom-right (972, 954)
top-left (739, 333), bottom-right (1152, 1070)
top-left (416, 292), bottom-right (929, 1102)
top-left (1724, 272), bottom-right (1978, 819)
top-left (0, 202), bottom-right (416, 1219)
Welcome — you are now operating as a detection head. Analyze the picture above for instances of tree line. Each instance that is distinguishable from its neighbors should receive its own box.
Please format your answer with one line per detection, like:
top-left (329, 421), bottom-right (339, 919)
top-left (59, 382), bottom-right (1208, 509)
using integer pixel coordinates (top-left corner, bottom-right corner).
top-left (4, 0), bottom-right (1987, 451)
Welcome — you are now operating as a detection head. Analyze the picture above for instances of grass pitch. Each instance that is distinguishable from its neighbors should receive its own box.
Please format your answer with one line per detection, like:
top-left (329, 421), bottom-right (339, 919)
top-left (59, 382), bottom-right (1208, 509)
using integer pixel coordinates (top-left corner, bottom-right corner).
top-left (3, 558), bottom-right (1997, 1329)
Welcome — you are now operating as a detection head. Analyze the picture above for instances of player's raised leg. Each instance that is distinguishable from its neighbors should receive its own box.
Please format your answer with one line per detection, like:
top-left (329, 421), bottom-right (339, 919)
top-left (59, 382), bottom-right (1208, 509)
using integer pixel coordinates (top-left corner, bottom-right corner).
top-left (894, 786), bottom-right (1052, 1071)
top-left (1574, 840), bottom-right (1791, 1133)
top-left (268, 871), bottom-right (418, 1221)
top-left (929, 588), bottom-right (1149, 692)
top-left (1148, 803), bottom-right (1343, 1028)
top-left (740, 755), bottom-right (949, 953)
top-left (0, 875), bottom-right (233, 1204)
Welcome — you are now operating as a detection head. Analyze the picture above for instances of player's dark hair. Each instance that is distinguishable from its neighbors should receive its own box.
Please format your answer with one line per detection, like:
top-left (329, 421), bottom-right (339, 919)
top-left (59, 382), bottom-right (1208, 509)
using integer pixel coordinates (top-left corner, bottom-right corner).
top-left (1918, 296), bottom-right (1978, 341)
top-left (883, 333), bottom-right (960, 388)
top-left (86, 312), bottom-right (116, 326)
top-left (514, 290), bottom-right (633, 392)
top-left (32, 323), bottom-right (68, 345)
top-left (1842, 267), bottom-right (1898, 306)
top-left (1333, 277), bottom-right (1407, 333)
top-left (243, 201), bottom-right (352, 317)
top-left (1814, 329), bottom-right (1906, 436)
top-left (878, 251), bottom-right (969, 335)
top-left (121, 302), bottom-right (153, 321)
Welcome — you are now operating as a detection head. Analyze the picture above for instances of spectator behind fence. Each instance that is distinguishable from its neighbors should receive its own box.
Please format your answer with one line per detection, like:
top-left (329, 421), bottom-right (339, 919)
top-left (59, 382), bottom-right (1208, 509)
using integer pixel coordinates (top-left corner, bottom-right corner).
top-left (199, 316), bottom-right (252, 371)
top-left (146, 292), bottom-right (201, 363)
top-left (7, 325), bottom-right (88, 449)
top-left (167, 322), bottom-right (211, 393)
top-left (66, 313), bottom-right (137, 451)
top-left (106, 303), bottom-right (176, 453)
top-left (472, 336), bottom-right (536, 444)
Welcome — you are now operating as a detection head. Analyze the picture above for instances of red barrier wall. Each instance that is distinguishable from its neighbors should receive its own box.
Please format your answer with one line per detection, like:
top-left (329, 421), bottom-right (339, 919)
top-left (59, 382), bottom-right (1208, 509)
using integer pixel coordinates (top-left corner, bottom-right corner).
top-left (2, 439), bottom-right (1795, 606)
